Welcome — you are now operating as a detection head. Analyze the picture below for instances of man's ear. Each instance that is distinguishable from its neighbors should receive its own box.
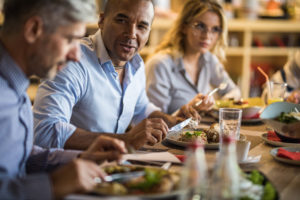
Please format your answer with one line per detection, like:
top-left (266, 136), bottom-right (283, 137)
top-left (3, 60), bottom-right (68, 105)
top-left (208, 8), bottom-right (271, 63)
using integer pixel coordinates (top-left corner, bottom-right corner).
top-left (98, 13), bottom-right (105, 29)
top-left (24, 16), bottom-right (43, 43)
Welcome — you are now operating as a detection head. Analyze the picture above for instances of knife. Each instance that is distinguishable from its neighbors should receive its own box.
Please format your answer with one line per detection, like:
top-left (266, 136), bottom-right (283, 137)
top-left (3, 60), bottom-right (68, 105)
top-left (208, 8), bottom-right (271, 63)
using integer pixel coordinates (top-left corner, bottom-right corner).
top-left (94, 171), bottom-right (145, 184)
top-left (169, 117), bottom-right (192, 132)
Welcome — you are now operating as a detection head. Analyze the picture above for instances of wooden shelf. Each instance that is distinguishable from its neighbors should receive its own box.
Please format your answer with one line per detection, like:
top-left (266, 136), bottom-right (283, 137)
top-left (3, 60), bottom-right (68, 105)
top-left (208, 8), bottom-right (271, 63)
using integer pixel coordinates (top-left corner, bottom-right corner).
top-left (250, 47), bottom-right (299, 56)
top-left (227, 19), bottom-right (300, 32)
top-left (226, 47), bottom-right (245, 56)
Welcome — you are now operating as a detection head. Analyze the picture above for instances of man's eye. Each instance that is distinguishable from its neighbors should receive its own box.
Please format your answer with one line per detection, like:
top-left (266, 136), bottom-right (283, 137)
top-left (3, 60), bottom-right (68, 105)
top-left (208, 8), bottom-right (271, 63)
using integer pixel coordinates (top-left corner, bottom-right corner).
top-left (67, 38), bottom-right (74, 43)
top-left (115, 18), bottom-right (127, 24)
top-left (138, 24), bottom-right (148, 31)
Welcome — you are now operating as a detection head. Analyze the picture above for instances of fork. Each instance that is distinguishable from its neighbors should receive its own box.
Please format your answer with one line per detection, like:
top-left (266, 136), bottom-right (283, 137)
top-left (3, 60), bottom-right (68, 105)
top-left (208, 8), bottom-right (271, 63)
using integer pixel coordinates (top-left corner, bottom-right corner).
top-left (195, 82), bottom-right (228, 106)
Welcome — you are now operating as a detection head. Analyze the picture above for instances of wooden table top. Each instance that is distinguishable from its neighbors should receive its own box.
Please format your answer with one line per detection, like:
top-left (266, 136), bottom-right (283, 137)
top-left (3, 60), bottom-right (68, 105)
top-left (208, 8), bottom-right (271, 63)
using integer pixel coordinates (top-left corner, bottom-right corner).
top-left (148, 121), bottom-right (300, 200)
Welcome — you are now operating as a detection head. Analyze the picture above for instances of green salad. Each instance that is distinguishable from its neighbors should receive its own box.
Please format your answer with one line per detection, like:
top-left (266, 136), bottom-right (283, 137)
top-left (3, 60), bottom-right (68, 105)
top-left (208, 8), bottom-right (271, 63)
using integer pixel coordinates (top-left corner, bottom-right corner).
top-left (184, 130), bottom-right (204, 138)
top-left (240, 170), bottom-right (277, 200)
top-left (276, 112), bottom-right (300, 123)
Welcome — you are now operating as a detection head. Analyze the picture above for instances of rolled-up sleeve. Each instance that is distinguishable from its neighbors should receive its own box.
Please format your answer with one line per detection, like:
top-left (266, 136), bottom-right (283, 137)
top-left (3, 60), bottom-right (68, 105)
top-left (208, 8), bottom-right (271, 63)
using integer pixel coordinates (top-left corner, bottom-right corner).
top-left (27, 145), bottom-right (81, 173)
top-left (0, 146), bottom-right (80, 199)
top-left (33, 62), bottom-right (87, 148)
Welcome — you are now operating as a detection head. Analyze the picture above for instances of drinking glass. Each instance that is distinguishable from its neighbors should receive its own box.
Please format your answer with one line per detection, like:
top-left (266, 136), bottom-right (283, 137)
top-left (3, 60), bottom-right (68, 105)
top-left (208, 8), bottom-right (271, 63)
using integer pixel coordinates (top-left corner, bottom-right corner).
top-left (219, 108), bottom-right (242, 142)
top-left (267, 81), bottom-right (287, 105)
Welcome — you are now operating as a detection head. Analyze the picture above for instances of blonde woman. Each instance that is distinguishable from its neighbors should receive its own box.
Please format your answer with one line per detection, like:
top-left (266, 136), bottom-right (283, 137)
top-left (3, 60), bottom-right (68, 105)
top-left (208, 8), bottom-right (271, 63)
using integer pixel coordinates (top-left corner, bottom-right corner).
top-left (146, 0), bottom-right (241, 114)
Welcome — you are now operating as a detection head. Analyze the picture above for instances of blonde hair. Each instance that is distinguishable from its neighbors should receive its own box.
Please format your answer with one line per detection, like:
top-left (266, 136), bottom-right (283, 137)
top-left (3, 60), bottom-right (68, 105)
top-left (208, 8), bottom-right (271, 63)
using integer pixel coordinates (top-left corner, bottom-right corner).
top-left (154, 0), bottom-right (227, 62)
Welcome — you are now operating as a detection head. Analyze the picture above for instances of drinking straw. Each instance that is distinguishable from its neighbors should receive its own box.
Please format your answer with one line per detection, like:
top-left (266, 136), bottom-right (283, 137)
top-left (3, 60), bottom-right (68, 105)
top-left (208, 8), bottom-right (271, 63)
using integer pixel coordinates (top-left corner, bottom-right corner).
top-left (257, 66), bottom-right (271, 98)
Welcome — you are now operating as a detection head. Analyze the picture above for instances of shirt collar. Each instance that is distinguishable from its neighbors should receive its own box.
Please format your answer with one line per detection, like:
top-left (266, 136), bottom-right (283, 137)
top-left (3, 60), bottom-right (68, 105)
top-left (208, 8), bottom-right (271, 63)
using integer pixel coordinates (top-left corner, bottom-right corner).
top-left (90, 30), bottom-right (143, 72)
top-left (0, 43), bottom-right (29, 97)
top-left (91, 30), bottom-right (111, 65)
top-left (174, 52), bottom-right (209, 73)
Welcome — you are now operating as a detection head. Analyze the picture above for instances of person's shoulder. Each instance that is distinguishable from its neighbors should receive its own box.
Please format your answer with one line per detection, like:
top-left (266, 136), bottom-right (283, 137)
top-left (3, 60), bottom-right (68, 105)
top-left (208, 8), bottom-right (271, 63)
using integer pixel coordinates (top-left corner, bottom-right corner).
top-left (147, 52), bottom-right (173, 63)
top-left (146, 52), bottom-right (175, 70)
top-left (0, 76), bottom-right (18, 105)
top-left (204, 52), bottom-right (219, 63)
top-left (80, 36), bottom-right (95, 52)
top-left (204, 52), bottom-right (224, 69)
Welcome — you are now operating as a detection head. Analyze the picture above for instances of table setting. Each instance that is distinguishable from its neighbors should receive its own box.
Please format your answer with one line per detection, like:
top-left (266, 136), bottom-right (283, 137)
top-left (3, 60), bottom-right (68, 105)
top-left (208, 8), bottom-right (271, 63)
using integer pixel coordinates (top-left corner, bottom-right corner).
top-left (66, 99), bottom-right (300, 200)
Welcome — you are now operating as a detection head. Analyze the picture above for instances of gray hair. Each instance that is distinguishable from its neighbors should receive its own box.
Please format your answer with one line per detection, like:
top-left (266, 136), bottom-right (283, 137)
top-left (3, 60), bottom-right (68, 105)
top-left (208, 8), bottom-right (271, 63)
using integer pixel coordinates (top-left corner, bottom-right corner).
top-left (2, 0), bottom-right (97, 33)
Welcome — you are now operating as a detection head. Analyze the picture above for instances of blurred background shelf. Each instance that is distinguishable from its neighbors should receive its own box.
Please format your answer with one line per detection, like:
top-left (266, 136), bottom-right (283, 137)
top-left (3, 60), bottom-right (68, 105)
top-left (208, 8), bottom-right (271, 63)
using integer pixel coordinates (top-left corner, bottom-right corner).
top-left (87, 18), bottom-right (300, 98)
top-left (86, 18), bottom-right (300, 98)
top-left (250, 48), bottom-right (299, 56)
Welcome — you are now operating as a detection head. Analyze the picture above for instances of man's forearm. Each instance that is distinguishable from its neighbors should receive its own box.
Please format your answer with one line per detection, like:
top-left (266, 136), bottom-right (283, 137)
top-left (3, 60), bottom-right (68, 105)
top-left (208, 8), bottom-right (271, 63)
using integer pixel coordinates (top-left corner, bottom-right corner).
top-left (64, 128), bottom-right (127, 150)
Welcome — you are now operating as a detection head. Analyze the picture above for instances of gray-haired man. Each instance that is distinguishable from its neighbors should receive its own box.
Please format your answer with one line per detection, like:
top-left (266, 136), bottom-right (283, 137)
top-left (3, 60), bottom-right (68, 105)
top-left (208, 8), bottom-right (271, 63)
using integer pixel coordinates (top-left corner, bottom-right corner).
top-left (0, 0), bottom-right (127, 199)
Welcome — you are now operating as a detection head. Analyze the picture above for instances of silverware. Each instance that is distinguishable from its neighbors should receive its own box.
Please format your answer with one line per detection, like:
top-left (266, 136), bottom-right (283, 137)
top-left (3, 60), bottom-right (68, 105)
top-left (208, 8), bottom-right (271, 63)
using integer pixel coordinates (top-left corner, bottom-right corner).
top-left (127, 145), bottom-right (137, 154)
top-left (94, 171), bottom-right (145, 184)
top-left (169, 117), bottom-right (192, 132)
top-left (195, 82), bottom-right (228, 106)
top-left (161, 162), bottom-right (172, 170)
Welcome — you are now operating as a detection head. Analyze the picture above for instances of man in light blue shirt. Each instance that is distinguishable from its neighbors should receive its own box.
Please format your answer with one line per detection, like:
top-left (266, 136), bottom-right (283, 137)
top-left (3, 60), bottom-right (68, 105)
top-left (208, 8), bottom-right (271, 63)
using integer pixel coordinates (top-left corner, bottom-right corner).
top-left (0, 0), bottom-right (127, 199)
top-left (33, 0), bottom-right (200, 150)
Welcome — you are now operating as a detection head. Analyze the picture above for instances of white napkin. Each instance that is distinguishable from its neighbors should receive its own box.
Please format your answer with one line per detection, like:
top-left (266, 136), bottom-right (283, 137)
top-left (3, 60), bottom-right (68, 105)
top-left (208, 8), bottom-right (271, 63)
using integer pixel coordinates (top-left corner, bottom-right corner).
top-left (122, 152), bottom-right (181, 164)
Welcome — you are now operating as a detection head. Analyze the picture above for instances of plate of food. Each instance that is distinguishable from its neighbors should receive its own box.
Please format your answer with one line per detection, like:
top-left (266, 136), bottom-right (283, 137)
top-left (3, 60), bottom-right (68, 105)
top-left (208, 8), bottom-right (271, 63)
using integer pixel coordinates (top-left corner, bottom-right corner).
top-left (166, 123), bottom-right (246, 149)
top-left (260, 102), bottom-right (300, 140)
top-left (261, 132), bottom-right (300, 147)
top-left (211, 97), bottom-right (264, 124)
top-left (239, 170), bottom-right (278, 200)
top-left (270, 147), bottom-right (300, 166)
top-left (91, 165), bottom-right (182, 198)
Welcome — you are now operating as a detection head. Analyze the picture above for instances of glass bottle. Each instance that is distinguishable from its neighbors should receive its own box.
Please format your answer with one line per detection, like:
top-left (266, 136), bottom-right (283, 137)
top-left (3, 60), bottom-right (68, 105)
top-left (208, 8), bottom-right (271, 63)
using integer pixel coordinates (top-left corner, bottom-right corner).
top-left (209, 136), bottom-right (240, 200)
top-left (180, 139), bottom-right (208, 200)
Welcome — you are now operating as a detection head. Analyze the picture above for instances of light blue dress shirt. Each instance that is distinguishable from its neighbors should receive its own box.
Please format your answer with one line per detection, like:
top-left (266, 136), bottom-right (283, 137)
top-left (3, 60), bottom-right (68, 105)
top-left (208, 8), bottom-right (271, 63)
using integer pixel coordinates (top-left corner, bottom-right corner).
top-left (33, 30), bottom-right (159, 148)
top-left (0, 44), bottom-right (80, 199)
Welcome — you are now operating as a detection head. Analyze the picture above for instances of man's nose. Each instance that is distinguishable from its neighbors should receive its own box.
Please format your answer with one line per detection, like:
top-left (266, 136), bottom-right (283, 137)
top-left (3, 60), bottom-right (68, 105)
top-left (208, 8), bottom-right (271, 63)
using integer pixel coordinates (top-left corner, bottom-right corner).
top-left (124, 24), bottom-right (137, 39)
top-left (67, 42), bottom-right (81, 62)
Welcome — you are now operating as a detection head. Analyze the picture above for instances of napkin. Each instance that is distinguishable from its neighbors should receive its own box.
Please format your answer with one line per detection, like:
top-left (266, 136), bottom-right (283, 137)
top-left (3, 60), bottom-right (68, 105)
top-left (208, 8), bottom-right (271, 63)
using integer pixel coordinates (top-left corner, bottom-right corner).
top-left (267, 130), bottom-right (281, 142)
top-left (277, 148), bottom-right (300, 160)
top-left (175, 155), bottom-right (185, 163)
top-left (122, 152), bottom-right (181, 163)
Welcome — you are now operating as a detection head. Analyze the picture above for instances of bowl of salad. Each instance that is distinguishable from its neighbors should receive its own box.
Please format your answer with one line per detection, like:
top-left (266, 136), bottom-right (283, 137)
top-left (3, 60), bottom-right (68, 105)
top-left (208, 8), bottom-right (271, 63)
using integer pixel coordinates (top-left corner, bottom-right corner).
top-left (260, 102), bottom-right (300, 140)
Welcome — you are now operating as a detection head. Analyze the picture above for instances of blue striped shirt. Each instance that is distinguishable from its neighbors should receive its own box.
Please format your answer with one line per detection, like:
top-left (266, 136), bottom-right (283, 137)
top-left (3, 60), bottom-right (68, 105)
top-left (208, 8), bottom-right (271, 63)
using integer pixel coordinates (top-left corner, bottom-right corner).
top-left (0, 43), bottom-right (80, 199)
top-left (33, 30), bottom-right (159, 148)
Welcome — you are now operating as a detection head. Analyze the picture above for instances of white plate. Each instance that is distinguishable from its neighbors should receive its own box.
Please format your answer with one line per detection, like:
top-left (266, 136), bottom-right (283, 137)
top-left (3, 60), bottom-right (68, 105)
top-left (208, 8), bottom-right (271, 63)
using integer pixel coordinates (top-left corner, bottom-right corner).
top-left (270, 147), bottom-right (300, 166)
top-left (261, 133), bottom-right (300, 147)
top-left (166, 130), bottom-right (246, 150)
top-left (66, 189), bottom-right (184, 200)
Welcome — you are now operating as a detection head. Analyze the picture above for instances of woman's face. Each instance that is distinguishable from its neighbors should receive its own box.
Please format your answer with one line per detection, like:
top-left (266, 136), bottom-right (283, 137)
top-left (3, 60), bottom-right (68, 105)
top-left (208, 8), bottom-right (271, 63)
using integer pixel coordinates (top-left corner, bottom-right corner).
top-left (183, 11), bottom-right (221, 55)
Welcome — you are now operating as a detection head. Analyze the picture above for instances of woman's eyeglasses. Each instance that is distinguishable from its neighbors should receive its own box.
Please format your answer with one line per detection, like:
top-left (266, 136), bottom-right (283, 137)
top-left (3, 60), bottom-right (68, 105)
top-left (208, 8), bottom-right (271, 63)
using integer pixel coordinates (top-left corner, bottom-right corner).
top-left (189, 22), bottom-right (222, 36)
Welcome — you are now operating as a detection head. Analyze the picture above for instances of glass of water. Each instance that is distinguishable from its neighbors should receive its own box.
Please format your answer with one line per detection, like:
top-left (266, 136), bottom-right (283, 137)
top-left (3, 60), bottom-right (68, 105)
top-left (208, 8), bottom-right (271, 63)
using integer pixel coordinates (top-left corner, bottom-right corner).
top-left (219, 108), bottom-right (242, 142)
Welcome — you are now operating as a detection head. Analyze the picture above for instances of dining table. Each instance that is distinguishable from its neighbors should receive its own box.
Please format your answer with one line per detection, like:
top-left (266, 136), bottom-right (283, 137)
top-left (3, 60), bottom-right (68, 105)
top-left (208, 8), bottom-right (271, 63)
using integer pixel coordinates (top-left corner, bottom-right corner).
top-left (67, 118), bottom-right (300, 200)
top-left (142, 117), bottom-right (300, 200)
